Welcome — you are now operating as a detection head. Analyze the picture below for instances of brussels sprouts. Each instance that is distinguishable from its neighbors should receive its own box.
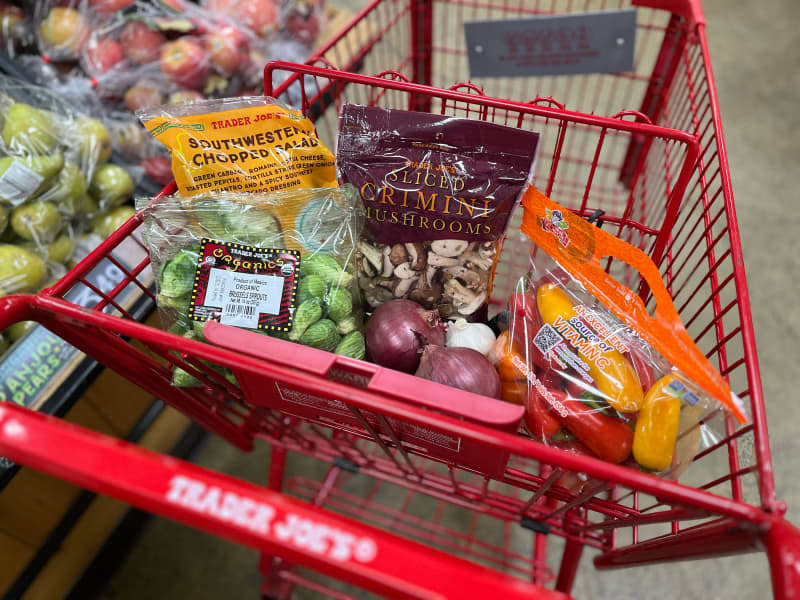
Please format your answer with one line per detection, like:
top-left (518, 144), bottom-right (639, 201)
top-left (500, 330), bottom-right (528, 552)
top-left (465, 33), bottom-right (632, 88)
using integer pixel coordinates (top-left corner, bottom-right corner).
top-left (336, 314), bottom-right (360, 335)
top-left (326, 287), bottom-right (353, 323)
top-left (335, 331), bottom-right (365, 360)
top-left (299, 318), bottom-right (340, 352)
top-left (288, 298), bottom-right (323, 341)
top-left (300, 252), bottom-right (342, 284)
top-left (159, 249), bottom-right (198, 298)
top-left (296, 273), bottom-right (326, 306)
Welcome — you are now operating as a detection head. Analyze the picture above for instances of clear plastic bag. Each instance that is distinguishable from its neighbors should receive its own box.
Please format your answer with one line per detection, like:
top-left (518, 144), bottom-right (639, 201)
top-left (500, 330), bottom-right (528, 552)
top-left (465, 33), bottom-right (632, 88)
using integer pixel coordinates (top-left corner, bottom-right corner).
top-left (138, 95), bottom-right (337, 197)
top-left (0, 74), bottom-right (139, 276)
top-left (136, 185), bottom-right (366, 385)
top-left (492, 186), bottom-right (747, 479)
top-left (336, 104), bottom-right (539, 321)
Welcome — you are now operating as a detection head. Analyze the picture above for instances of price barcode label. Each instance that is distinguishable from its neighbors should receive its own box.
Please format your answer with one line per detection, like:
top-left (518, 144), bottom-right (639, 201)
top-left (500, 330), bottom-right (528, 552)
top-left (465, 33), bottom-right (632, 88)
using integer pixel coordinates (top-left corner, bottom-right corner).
top-left (189, 239), bottom-right (300, 332)
top-left (222, 302), bottom-right (257, 327)
top-left (0, 161), bottom-right (44, 206)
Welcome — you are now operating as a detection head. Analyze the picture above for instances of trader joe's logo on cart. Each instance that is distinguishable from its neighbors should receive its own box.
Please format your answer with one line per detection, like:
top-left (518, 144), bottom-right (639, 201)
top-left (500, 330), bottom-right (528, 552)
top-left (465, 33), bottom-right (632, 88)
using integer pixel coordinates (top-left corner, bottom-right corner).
top-left (189, 239), bottom-right (300, 332)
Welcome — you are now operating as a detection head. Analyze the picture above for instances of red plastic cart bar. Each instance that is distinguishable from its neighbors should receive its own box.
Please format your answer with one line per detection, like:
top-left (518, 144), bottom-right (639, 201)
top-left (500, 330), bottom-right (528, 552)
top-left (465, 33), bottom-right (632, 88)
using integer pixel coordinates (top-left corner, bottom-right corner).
top-left (0, 402), bottom-right (569, 600)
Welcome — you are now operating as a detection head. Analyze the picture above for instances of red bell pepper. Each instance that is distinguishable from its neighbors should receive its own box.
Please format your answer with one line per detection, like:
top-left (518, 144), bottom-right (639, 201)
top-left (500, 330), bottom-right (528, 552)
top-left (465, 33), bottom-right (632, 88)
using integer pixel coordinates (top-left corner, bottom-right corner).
top-left (508, 291), bottom-right (552, 370)
top-left (533, 386), bottom-right (633, 464)
top-left (523, 384), bottom-right (563, 441)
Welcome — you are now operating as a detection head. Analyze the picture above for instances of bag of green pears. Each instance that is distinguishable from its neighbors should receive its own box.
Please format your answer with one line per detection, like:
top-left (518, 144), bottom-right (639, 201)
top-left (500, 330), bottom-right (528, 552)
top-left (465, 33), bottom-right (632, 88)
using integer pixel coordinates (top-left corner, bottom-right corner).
top-left (137, 185), bottom-right (366, 387)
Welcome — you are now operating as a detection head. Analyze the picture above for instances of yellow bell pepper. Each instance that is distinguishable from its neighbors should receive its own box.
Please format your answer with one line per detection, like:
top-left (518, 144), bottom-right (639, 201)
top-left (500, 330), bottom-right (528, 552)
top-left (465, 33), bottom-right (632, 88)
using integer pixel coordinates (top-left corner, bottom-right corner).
top-left (536, 283), bottom-right (643, 412)
top-left (633, 374), bottom-right (683, 471)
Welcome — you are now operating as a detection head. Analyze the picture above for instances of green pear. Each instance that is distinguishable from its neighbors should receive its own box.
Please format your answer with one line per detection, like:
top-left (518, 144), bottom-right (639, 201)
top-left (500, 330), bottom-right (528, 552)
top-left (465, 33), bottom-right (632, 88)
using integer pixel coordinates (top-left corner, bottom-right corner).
top-left (0, 204), bottom-right (7, 234)
top-left (90, 205), bottom-right (135, 238)
top-left (0, 332), bottom-right (8, 355)
top-left (0, 244), bottom-right (47, 294)
top-left (29, 233), bottom-right (74, 264)
top-left (7, 321), bottom-right (36, 342)
top-left (43, 160), bottom-right (87, 214)
top-left (2, 103), bottom-right (59, 154)
top-left (71, 117), bottom-right (112, 165)
top-left (0, 154), bottom-right (65, 205)
top-left (89, 163), bottom-right (134, 208)
top-left (77, 194), bottom-right (99, 217)
top-left (10, 201), bottom-right (62, 243)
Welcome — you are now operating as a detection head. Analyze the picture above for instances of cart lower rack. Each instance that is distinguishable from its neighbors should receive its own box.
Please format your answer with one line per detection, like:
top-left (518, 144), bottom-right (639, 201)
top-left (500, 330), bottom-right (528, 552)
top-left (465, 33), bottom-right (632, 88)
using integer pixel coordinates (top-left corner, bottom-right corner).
top-left (0, 0), bottom-right (797, 597)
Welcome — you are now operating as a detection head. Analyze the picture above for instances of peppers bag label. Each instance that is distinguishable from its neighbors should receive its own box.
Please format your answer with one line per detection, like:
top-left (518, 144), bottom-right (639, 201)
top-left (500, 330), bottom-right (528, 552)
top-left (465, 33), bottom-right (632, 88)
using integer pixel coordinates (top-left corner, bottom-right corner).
top-left (189, 239), bottom-right (300, 332)
top-left (140, 97), bottom-right (337, 197)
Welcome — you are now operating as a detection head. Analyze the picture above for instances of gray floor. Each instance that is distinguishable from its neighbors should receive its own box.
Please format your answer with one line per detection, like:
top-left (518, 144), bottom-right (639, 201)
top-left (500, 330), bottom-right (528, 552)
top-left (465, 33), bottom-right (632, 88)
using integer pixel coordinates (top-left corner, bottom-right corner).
top-left (100, 1), bottom-right (799, 598)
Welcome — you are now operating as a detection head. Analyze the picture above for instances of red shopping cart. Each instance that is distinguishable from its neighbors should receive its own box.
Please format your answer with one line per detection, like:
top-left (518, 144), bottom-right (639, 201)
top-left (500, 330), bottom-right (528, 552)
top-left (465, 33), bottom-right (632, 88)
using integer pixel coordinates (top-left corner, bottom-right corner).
top-left (1, 1), bottom-right (797, 598)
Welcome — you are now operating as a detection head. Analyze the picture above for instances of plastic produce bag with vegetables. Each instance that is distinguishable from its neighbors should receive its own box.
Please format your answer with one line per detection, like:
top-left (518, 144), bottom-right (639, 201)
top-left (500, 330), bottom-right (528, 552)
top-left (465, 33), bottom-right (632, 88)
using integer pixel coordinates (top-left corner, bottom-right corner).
top-left (493, 186), bottom-right (748, 479)
top-left (137, 185), bottom-right (365, 386)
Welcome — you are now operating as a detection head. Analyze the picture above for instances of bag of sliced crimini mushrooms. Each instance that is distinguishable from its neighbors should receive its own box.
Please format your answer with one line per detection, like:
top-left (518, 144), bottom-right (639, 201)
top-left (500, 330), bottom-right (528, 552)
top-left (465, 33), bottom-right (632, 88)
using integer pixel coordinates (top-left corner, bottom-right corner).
top-left (337, 105), bottom-right (539, 321)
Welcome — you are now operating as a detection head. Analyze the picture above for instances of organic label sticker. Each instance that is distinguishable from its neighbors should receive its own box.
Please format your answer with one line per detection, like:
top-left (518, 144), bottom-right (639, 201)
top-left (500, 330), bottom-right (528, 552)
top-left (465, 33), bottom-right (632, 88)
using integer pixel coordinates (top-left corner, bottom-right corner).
top-left (189, 239), bottom-right (300, 332)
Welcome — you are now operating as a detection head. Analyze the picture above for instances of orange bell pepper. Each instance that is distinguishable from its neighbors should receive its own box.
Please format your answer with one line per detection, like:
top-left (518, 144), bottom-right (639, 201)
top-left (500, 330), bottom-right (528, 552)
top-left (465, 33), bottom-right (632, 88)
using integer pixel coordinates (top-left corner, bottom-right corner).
top-left (490, 331), bottom-right (529, 382)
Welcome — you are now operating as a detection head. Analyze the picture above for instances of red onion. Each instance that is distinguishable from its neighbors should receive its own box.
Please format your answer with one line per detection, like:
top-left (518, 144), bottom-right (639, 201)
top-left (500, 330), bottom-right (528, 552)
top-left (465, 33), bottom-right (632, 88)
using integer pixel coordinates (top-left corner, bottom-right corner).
top-left (415, 345), bottom-right (501, 398)
top-left (365, 299), bottom-right (444, 373)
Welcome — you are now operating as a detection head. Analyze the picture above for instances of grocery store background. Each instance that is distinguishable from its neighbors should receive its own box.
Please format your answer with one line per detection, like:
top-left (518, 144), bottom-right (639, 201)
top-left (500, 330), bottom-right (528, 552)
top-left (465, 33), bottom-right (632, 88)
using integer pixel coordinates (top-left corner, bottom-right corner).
top-left (4, 0), bottom-right (797, 599)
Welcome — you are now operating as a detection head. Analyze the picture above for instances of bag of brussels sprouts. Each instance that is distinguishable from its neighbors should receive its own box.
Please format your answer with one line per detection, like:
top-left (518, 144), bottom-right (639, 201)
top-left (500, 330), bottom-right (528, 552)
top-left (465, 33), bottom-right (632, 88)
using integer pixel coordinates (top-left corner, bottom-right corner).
top-left (137, 185), bottom-right (366, 387)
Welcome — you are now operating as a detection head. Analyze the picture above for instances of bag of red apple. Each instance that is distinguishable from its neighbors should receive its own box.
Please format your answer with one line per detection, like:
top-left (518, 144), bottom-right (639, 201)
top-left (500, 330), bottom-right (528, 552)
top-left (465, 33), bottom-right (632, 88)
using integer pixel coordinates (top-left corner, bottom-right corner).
top-left (336, 104), bottom-right (539, 321)
top-left (138, 95), bottom-right (337, 197)
top-left (492, 186), bottom-right (749, 480)
top-left (80, 4), bottom-right (264, 104)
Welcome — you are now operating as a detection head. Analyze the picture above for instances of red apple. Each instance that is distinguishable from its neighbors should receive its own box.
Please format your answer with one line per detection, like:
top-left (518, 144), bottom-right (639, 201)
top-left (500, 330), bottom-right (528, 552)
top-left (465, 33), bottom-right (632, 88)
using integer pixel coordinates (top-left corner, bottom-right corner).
top-left (89, 0), bottom-right (136, 15)
top-left (142, 155), bottom-right (173, 185)
top-left (205, 0), bottom-right (277, 38)
top-left (160, 38), bottom-right (210, 89)
top-left (119, 21), bottom-right (166, 65)
top-left (85, 38), bottom-right (125, 75)
top-left (124, 82), bottom-right (165, 111)
top-left (39, 7), bottom-right (91, 58)
top-left (203, 26), bottom-right (249, 76)
top-left (167, 88), bottom-right (204, 104)
top-left (283, 2), bottom-right (321, 45)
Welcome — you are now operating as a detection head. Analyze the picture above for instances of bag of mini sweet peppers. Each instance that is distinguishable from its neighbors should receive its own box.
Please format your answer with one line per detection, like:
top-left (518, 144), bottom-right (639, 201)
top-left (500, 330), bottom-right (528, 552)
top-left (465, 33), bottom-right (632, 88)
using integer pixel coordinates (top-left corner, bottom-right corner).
top-left (490, 186), bottom-right (748, 478)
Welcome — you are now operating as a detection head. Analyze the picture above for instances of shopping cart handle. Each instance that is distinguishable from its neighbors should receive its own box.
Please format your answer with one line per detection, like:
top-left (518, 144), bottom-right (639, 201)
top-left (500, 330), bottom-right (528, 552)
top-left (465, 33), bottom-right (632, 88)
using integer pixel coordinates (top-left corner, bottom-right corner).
top-left (0, 403), bottom-right (571, 600)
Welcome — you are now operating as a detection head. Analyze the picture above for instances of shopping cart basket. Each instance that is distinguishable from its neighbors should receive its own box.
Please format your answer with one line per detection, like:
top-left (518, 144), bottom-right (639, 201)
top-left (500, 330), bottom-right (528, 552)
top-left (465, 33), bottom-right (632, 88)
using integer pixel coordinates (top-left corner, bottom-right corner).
top-left (1, 0), bottom-right (798, 597)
